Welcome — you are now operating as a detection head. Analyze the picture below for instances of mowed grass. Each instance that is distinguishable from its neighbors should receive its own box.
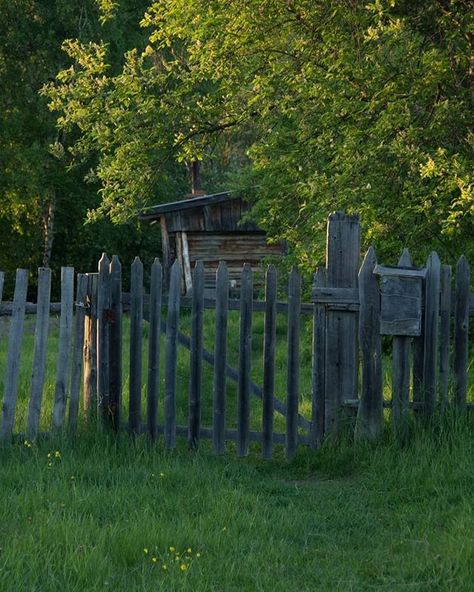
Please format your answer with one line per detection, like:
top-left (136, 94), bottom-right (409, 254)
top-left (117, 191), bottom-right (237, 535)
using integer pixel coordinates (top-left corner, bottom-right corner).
top-left (2, 314), bottom-right (474, 590)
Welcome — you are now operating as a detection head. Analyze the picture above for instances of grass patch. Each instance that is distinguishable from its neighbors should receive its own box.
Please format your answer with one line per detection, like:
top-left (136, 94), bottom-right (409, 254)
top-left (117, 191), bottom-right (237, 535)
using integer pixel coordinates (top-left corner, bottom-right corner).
top-left (2, 415), bottom-right (474, 591)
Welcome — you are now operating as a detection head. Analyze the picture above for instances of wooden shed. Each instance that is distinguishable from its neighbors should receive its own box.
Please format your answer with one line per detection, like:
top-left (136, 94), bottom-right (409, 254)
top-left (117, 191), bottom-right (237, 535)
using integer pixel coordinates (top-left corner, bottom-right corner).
top-left (138, 191), bottom-right (286, 293)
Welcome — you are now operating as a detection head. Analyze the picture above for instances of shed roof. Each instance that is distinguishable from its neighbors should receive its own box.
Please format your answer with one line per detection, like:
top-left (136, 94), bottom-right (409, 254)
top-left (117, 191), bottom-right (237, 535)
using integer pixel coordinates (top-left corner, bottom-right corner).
top-left (138, 191), bottom-right (233, 220)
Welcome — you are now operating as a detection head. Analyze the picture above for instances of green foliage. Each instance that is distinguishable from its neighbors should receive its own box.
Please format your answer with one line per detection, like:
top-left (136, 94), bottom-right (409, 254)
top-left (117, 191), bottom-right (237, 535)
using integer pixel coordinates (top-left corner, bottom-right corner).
top-left (45, 0), bottom-right (474, 266)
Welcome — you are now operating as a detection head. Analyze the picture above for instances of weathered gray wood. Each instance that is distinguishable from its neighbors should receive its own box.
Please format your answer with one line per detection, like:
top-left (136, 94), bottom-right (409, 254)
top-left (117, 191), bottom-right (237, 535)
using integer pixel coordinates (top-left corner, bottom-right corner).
top-left (109, 256), bottom-right (122, 431)
top-left (160, 217), bottom-right (171, 288)
top-left (181, 231), bottom-right (193, 294)
top-left (97, 253), bottom-right (111, 425)
top-left (422, 252), bottom-right (441, 417)
top-left (213, 261), bottom-right (229, 454)
top-left (373, 265), bottom-right (427, 279)
top-left (147, 258), bottom-right (162, 441)
top-left (237, 264), bottom-right (253, 457)
top-left (286, 267), bottom-right (301, 460)
top-left (52, 267), bottom-right (75, 431)
top-left (325, 212), bottom-right (360, 434)
top-left (26, 268), bottom-right (51, 439)
top-left (83, 274), bottom-right (98, 421)
top-left (311, 287), bottom-right (359, 305)
top-left (356, 248), bottom-right (383, 441)
top-left (129, 257), bottom-right (143, 435)
top-left (454, 256), bottom-right (470, 408)
top-left (439, 265), bottom-right (452, 407)
top-left (0, 302), bottom-right (61, 316)
top-left (164, 260), bottom-right (181, 448)
top-left (68, 273), bottom-right (88, 432)
top-left (1, 269), bottom-right (29, 441)
top-left (188, 261), bottom-right (204, 449)
top-left (262, 265), bottom-right (277, 459)
top-left (0, 272), bottom-right (4, 304)
top-left (311, 267), bottom-right (326, 449)
top-left (379, 275), bottom-right (422, 336)
top-left (391, 249), bottom-right (413, 442)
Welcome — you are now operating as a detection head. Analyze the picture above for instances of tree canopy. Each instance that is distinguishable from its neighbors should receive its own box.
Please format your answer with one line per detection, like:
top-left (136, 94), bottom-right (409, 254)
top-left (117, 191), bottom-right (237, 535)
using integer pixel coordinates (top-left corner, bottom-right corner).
top-left (31, 0), bottom-right (474, 265)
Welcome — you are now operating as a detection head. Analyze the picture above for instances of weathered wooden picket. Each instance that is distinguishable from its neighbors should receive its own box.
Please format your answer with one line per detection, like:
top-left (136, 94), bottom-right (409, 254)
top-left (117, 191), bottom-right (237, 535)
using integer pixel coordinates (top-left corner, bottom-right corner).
top-left (0, 212), bottom-right (473, 457)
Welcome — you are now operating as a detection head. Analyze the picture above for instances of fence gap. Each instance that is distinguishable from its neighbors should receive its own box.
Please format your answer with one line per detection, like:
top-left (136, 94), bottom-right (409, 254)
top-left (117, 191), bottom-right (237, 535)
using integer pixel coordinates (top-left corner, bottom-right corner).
top-left (83, 273), bottom-right (98, 422)
top-left (454, 255), bottom-right (470, 408)
top-left (439, 264), bottom-right (452, 407)
top-left (311, 267), bottom-right (326, 449)
top-left (68, 273), bottom-right (87, 432)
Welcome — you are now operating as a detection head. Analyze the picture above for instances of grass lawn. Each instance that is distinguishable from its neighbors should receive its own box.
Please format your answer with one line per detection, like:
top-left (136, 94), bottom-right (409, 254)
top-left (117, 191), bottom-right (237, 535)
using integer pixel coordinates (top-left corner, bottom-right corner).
top-left (2, 419), bottom-right (474, 591)
top-left (1, 311), bottom-right (474, 590)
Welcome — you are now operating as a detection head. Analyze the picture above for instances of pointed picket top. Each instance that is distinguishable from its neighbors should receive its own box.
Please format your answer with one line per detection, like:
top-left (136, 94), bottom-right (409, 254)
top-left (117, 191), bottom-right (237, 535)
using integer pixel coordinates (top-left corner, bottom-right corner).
top-left (456, 254), bottom-right (470, 278)
top-left (216, 260), bottom-right (228, 282)
top-left (131, 255), bottom-right (143, 270)
top-left (426, 250), bottom-right (441, 271)
top-left (110, 254), bottom-right (122, 271)
top-left (194, 260), bottom-right (204, 273)
top-left (398, 248), bottom-right (412, 267)
top-left (313, 266), bottom-right (326, 288)
top-left (150, 257), bottom-right (162, 277)
top-left (359, 246), bottom-right (377, 279)
top-left (98, 252), bottom-right (110, 270)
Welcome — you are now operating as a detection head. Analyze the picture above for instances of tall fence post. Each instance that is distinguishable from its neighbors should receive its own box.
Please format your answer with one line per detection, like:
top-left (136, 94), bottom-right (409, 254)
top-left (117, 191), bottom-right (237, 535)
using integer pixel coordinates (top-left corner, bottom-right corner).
top-left (68, 273), bottom-right (88, 432)
top-left (311, 267), bottom-right (326, 449)
top-left (324, 212), bottom-right (361, 436)
top-left (147, 258), bottom-right (162, 441)
top-left (129, 257), bottom-right (143, 436)
top-left (164, 260), bottom-right (181, 449)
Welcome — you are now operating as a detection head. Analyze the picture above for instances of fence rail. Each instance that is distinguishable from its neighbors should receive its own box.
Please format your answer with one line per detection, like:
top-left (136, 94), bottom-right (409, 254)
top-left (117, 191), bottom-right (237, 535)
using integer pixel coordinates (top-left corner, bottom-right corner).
top-left (1, 212), bottom-right (474, 457)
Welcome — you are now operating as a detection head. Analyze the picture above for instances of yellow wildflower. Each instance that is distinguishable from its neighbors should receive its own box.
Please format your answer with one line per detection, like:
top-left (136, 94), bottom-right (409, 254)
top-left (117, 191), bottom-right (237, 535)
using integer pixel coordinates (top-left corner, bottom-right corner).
top-left (169, 546), bottom-right (175, 552)
top-left (180, 564), bottom-right (188, 572)
top-left (143, 548), bottom-right (148, 554)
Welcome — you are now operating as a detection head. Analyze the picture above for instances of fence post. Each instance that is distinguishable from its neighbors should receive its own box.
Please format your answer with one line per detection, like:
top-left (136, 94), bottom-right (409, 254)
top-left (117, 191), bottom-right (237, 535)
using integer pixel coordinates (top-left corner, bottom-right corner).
top-left (237, 264), bottom-right (253, 457)
top-left (213, 261), bottom-right (228, 455)
top-left (356, 248), bottom-right (383, 441)
top-left (262, 265), bottom-right (277, 459)
top-left (109, 256), bottom-right (122, 431)
top-left (164, 260), bottom-right (181, 449)
top-left (97, 254), bottom-right (111, 426)
top-left (422, 252), bottom-right (441, 418)
top-left (454, 255), bottom-right (470, 408)
top-left (1, 269), bottom-right (28, 442)
top-left (129, 257), bottom-right (143, 436)
top-left (324, 212), bottom-right (360, 436)
top-left (391, 249), bottom-right (412, 442)
top-left (27, 267), bottom-right (52, 439)
top-left (52, 267), bottom-right (75, 431)
top-left (188, 261), bottom-right (204, 449)
top-left (147, 258), bottom-right (162, 441)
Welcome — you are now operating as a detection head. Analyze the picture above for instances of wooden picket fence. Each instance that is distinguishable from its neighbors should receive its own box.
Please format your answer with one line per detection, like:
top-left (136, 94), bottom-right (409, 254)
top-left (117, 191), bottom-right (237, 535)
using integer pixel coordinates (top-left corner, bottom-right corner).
top-left (0, 212), bottom-right (473, 457)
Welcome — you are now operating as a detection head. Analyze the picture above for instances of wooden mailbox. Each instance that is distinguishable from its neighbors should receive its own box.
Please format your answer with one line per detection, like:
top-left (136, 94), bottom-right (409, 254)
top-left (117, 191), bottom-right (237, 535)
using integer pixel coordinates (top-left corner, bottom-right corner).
top-left (373, 265), bottom-right (427, 336)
